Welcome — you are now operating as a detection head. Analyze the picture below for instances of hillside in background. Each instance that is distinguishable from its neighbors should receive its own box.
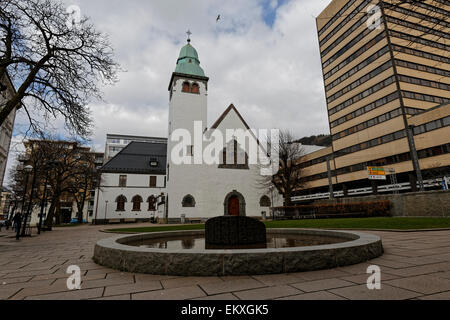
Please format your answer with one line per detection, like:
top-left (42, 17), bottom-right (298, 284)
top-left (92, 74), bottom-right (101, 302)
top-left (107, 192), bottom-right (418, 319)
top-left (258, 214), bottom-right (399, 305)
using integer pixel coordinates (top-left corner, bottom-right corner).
top-left (296, 134), bottom-right (331, 147)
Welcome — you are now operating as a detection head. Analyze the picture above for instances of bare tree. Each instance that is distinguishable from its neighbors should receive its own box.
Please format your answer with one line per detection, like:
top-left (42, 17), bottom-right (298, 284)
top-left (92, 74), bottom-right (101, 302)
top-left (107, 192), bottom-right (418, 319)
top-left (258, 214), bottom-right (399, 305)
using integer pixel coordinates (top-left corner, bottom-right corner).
top-left (9, 137), bottom-right (99, 227)
top-left (258, 130), bottom-right (306, 206)
top-left (0, 0), bottom-right (119, 137)
top-left (66, 152), bottom-right (101, 224)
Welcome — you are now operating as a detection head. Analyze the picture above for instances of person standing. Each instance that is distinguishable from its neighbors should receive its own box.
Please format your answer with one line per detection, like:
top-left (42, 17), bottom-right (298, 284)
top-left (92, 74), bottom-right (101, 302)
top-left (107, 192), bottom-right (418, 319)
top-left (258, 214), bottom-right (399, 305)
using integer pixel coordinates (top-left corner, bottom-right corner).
top-left (13, 212), bottom-right (21, 234)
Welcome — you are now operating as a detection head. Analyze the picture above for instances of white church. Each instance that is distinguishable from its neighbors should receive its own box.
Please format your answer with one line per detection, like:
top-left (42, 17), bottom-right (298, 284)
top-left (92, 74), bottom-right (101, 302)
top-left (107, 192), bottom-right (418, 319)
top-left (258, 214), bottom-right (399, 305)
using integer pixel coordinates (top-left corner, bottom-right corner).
top-left (93, 38), bottom-right (282, 224)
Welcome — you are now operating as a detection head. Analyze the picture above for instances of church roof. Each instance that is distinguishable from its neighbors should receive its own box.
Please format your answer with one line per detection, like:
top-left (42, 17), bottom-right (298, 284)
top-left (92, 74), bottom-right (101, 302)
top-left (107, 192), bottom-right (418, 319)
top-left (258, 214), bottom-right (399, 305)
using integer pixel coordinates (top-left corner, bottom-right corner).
top-left (174, 41), bottom-right (206, 77)
top-left (100, 141), bottom-right (167, 175)
top-left (210, 104), bottom-right (251, 130)
top-left (209, 104), bottom-right (268, 154)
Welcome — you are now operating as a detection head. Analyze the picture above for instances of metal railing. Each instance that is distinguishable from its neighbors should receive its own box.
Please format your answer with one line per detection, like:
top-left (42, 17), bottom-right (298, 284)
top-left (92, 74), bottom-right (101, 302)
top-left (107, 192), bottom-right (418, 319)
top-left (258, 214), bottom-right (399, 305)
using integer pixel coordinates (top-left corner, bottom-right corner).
top-left (292, 178), bottom-right (448, 202)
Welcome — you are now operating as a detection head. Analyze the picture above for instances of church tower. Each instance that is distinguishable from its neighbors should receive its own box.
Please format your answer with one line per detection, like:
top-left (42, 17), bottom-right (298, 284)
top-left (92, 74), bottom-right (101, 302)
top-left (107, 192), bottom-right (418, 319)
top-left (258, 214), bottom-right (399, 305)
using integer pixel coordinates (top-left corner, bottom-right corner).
top-left (168, 35), bottom-right (209, 147)
top-left (166, 34), bottom-right (209, 220)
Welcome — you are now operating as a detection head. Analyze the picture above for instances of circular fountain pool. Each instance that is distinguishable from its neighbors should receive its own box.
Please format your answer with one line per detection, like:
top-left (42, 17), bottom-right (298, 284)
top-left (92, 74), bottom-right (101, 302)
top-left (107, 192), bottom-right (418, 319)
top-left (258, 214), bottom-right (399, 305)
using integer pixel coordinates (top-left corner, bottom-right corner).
top-left (127, 233), bottom-right (349, 250)
top-left (93, 229), bottom-right (383, 276)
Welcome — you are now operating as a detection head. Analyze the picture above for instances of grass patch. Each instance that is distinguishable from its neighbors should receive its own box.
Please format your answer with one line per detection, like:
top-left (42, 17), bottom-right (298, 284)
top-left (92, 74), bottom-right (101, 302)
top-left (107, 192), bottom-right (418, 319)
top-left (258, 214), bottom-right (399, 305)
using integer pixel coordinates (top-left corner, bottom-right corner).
top-left (106, 217), bottom-right (450, 233)
top-left (264, 217), bottom-right (450, 230)
top-left (108, 224), bottom-right (205, 233)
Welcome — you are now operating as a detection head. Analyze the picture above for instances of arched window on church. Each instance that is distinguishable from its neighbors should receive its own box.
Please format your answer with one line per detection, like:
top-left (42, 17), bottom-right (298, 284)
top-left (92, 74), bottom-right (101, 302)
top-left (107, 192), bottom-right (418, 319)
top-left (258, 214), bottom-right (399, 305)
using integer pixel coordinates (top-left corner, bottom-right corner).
top-left (147, 195), bottom-right (157, 211)
top-left (116, 195), bottom-right (127, 211)
top-left (182, 195), bottom-right (196, 207)
top-left (182, 81), bottom-right (190, 93)
top-left (191, 83), bottom-right (200, 94)
top-left (260, 195), bottom-right (271, 207)
top-left (132, 195), bottom-right (143, 211)
top-left (218, 140), bottom-right (249, 169)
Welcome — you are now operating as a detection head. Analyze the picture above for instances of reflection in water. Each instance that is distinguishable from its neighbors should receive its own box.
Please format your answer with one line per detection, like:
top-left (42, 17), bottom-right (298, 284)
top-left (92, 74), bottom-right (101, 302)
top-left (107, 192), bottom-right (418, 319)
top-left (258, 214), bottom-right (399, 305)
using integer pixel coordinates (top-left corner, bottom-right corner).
top-left (130, 234), bottom-right (347, 250)
top-left (181, 238), bottom-right (195, 249)
top-left (158, 242), bottom-right (167, 249)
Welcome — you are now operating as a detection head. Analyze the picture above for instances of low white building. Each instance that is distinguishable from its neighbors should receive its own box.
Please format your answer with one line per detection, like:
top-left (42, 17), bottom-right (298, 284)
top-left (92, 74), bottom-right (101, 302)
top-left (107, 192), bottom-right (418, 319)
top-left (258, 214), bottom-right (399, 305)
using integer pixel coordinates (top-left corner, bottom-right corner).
top-left (93, 142), bottom-right (167, 223)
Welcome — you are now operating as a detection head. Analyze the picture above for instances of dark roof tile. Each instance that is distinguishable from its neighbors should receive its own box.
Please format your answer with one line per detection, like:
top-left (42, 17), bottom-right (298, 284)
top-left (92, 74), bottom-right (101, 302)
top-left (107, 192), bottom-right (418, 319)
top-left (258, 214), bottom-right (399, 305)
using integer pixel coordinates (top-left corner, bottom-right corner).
top-left (101, 141), bottom-right (167, 174)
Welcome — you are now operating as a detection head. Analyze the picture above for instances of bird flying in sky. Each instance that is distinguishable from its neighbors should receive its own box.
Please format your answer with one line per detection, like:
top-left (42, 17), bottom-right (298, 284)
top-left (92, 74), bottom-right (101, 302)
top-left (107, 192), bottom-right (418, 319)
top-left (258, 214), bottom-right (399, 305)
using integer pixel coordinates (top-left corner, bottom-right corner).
top-left (216, 14), bottom-right (221, 22)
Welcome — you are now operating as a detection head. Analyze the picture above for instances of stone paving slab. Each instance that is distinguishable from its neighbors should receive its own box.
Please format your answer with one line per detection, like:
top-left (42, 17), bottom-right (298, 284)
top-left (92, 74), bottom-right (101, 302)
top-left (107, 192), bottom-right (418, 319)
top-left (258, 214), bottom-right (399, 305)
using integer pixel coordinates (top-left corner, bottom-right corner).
top-left (199, 278), bottom-right (267, 296)
top-left (25, 288), bottom-right (104, 300)
top-left (193, 293), bottom-right (239, 300)
top-left (291, 278), bottom-right (355, 293)
top-left (132, 285), bottom-right (206, 300)
top-left (0, 286), bottom-right (22, 300)
top-left (9, 282), bottom-right (70, 300)
top-left (93, 294), bottom-right (131, 300)
top-left (417, 291), bottom-right (450, 300)
top-left (0, 276), bottom-right (33, 285)
top-left (80, 277), bottom-right (135, 290)
top-left (103, 281), bottom-right (162, 297)
top-left (251, 274), bottom-right (306, 286)
top-left (385, 275), bottom-right (450, 295)
top-left (340, 272), bottom-right (400, 285)
top-left (161, 276), bottom-right (224, 289)
top-left (1, 225), bottom-right (450, 300)
top-left (329, 284), bottom-right (421, 300)
top-left (366, 257), bottom-right (416, 269)
top-left (233, 285), bottom-right (301, 300)
top-left (276, 291), bottom-right (347, 300)
top-left (384, 262), bottom-right (450, 277)
top-left (291, 269), bottom-right (351, 281)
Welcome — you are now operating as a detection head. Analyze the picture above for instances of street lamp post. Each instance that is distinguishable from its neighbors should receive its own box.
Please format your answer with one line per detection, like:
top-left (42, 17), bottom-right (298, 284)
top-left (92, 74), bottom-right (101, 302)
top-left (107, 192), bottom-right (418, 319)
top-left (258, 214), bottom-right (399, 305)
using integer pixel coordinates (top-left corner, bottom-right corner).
top-left (37, 168), bottom-right (52, 234)
top-left (37, 161), bottom-right (56, 234)
top-left (269, 185), bottom-right (274, 221)
top-left (16, 165), bottom-right (33, 240)
top-left (78, 163), bottom-right (89, 224)
top-left (104, 200), bottom-right (108, 224)
top-left (22, 165), bottom-right (38, 237)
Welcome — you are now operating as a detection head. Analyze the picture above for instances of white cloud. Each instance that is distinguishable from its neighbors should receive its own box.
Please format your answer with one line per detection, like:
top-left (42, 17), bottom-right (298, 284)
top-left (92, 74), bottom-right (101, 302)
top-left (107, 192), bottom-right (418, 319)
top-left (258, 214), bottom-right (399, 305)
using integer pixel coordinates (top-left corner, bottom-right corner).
top-left (77, 0), bottom-right (333, 144)
top-left (6, 0), bottom-right (333, 186)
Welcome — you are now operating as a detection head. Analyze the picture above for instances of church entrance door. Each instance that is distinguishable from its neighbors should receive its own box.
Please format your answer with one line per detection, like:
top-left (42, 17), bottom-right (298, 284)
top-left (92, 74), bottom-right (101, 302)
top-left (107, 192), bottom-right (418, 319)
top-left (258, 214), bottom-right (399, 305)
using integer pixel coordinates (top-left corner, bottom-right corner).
top-left (228, 196), bottom-right (240, 216)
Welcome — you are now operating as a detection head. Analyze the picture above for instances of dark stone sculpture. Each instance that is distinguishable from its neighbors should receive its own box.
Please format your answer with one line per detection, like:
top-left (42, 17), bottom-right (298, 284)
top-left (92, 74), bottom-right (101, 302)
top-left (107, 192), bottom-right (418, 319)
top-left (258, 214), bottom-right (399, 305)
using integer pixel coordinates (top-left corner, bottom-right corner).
top-left (205, 216), bottom-right (267, 249)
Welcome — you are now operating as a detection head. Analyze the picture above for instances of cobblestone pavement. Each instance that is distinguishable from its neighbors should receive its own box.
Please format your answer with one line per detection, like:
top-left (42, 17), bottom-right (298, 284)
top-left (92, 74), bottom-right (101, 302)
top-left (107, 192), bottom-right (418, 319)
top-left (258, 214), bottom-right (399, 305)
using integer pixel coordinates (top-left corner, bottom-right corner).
top-left (1, 224), bottom-right (450, 300)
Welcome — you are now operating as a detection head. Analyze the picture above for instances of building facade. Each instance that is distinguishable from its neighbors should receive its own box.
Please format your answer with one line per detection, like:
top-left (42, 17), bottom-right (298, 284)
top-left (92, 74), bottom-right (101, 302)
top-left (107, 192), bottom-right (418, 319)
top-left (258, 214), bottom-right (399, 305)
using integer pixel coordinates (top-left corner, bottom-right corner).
top-left (94, 141), bottom-right (167, 223)
top-left (295, 0), bottom-right (450, 199)
top-left (0, 73), bottom-right (18, 188)
top-left (0, 187), bottom-right (12, 220)
top-left (166, 40), bottom-right (280, 221)
top-left (104, 134), bottom-right (167, 163)
top-left (16, 140), bottom-right (102, 225)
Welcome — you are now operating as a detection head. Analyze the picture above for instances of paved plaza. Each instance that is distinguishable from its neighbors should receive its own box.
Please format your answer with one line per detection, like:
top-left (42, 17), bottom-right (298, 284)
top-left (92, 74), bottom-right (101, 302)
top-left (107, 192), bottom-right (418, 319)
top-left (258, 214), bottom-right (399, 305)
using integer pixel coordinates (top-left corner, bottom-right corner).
top-left (1, 224), bottom-right (450, 300)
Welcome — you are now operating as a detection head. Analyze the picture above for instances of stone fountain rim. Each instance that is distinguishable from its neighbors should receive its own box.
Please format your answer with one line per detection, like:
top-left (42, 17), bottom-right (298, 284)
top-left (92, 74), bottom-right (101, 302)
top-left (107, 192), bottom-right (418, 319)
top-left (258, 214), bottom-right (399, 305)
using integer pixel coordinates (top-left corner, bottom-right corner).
top-left (95, 228), bottom-right (380, 254)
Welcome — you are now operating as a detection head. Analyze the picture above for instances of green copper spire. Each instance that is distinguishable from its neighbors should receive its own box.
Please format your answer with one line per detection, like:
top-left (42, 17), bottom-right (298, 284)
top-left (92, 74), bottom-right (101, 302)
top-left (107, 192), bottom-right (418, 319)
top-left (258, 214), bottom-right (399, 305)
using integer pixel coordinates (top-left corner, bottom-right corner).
top-left (175, 32), bottom-right (206, 77)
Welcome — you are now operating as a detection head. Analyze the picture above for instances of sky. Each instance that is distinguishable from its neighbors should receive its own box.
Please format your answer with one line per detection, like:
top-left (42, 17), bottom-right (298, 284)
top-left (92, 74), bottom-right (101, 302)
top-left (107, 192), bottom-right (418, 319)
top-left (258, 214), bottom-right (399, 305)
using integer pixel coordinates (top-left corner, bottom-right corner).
top-left (7, 0), bottom-right (333, 185)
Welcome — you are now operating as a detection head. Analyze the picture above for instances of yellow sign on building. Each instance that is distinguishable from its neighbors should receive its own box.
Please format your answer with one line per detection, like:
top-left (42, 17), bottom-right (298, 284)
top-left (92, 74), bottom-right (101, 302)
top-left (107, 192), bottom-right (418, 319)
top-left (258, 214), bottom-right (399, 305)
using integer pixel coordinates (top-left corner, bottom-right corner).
top-left (368, 167), bottom-right (386, 180)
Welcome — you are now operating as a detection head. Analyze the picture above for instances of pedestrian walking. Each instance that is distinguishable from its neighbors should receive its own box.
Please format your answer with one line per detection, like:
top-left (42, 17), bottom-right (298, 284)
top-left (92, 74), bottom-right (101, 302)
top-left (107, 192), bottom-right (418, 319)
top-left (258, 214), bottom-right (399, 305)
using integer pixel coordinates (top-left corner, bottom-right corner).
top-left (13, 212), bottom-right (21, 233)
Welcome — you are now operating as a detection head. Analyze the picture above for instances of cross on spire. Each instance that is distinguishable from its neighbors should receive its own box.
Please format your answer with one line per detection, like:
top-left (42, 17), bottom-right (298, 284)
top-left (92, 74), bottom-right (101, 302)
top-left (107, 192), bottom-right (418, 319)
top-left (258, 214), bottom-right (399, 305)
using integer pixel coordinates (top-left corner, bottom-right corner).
top-left (186, 29), bottom-right (192, 43)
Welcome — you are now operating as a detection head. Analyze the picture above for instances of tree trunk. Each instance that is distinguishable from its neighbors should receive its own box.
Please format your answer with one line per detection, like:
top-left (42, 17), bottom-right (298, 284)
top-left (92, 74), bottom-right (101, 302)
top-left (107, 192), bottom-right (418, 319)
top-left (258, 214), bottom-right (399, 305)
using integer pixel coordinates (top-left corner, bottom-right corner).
top-left (44, 201), bottom-right (56, 227)
top-left (45, 195), bottom-right (60, 227)
top-left (284, 189), bottom-right (292, 206)
top-left (77, 201), bottom-right (83, 224)
top-left (55, 200), bottom-right (61, 225)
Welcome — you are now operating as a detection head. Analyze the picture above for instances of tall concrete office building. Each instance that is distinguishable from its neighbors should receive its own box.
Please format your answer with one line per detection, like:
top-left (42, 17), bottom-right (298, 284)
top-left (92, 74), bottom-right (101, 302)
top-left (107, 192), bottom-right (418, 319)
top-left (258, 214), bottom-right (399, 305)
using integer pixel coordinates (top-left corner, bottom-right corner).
top-left (297, 0), bottom-right (450, 198)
